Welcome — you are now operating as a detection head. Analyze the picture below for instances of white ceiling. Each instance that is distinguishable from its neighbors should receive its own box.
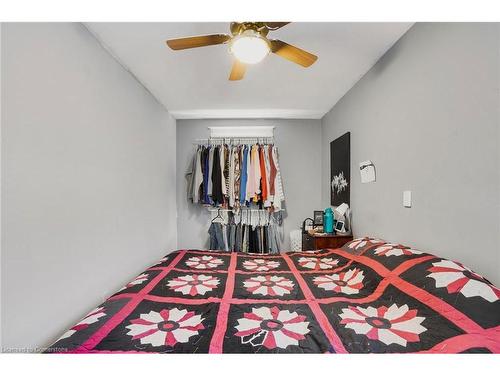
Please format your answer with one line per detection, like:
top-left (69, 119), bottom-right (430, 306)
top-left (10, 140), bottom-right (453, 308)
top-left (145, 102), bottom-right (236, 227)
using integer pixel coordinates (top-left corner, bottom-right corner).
top-left (86, 22), bottom-right (412, 119)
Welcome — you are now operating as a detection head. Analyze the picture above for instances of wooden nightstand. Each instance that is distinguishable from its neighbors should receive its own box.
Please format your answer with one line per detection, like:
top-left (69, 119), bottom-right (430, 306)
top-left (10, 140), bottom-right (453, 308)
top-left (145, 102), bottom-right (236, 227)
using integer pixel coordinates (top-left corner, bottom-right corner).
top-left (302, 232), bottom-right (353, 251)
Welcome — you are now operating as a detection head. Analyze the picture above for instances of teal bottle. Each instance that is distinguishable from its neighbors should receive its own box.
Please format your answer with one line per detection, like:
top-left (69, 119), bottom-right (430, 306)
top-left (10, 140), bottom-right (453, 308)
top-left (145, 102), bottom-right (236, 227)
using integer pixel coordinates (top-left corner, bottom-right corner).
top-left (324, 208), bottom-right (334, 234)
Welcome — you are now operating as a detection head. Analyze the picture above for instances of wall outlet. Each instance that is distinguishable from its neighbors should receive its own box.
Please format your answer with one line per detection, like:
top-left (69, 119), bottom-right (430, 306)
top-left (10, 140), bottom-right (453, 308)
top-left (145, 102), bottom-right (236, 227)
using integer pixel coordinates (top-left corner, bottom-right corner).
top-left (403, 191), bottom-right (412, 208)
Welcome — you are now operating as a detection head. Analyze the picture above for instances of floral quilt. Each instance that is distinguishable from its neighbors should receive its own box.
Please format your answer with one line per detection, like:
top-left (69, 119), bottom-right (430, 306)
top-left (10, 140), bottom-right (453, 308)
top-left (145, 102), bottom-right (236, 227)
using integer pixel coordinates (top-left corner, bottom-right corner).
top-left (47, 238), bottom-right (500, 353)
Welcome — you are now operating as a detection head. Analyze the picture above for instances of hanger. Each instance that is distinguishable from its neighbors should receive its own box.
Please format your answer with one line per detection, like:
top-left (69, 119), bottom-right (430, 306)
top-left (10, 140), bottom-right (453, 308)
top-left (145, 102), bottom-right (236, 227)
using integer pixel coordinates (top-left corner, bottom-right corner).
top-left (211, 208), bottom-right (224, 224)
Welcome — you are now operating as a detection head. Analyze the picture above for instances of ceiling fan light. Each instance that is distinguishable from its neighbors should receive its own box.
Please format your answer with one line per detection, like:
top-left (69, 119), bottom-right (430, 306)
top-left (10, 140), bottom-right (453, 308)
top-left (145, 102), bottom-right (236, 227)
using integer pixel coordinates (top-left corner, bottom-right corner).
top-left (230, 32), bottom-right (270, 64)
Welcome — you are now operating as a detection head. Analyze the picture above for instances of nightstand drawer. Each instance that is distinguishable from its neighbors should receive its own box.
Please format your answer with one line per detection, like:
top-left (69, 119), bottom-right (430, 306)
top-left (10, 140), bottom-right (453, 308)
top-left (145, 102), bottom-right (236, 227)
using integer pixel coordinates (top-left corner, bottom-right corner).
top-left (302, 234), bottom-right (353, 250)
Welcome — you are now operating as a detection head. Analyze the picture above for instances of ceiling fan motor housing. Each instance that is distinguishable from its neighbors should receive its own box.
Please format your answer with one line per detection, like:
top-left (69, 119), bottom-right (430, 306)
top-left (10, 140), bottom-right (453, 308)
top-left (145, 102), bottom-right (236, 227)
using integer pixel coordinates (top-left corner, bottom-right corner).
top-left (230, 22), bottom-right (270, 37)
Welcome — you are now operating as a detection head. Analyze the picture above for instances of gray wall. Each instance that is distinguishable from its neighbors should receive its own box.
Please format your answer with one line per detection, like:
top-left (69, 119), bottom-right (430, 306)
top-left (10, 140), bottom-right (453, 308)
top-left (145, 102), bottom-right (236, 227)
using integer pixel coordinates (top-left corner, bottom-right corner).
top-left (176, 119), bottom-right (322, 250)
top-left (0, 23), bottom-right (3, 349)
top-left (1, 23), bottom-right (177, 349)
top-left (321, 23), bottom-right (500, 285)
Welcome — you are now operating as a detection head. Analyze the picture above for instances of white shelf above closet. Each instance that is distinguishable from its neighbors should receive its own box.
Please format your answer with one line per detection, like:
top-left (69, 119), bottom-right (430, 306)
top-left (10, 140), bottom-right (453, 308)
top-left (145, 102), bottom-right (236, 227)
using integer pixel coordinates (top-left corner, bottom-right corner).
top-left (208, 126), bottom-right (275, 138)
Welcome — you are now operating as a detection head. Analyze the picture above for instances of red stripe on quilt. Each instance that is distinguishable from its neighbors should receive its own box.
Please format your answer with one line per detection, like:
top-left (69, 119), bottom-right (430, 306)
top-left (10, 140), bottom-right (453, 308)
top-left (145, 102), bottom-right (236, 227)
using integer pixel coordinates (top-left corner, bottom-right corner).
top-left (328, 249), bottom-right (391, 276)
top-left (282, 253), bottom-right (348, 353)
top-left (393, 278), bottom-right (484, 333)
top-left (418, 326), bottom-right (500, 353)
top-left (209, 252), bottom-right (238, 353)
top-left (74, 250), bottom-right (186, 353)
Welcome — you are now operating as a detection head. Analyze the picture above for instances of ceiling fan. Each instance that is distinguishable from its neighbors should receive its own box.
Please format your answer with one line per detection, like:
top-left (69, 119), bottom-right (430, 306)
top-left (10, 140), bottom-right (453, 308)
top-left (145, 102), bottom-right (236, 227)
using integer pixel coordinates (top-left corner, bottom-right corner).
top-left (166, 22), bottom-right (318, 81)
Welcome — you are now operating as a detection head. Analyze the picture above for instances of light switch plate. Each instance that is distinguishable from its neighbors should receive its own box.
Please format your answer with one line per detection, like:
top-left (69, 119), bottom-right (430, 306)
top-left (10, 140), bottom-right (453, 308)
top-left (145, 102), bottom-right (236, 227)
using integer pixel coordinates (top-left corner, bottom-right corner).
top-left (403, 191), bottom-right (412, 207)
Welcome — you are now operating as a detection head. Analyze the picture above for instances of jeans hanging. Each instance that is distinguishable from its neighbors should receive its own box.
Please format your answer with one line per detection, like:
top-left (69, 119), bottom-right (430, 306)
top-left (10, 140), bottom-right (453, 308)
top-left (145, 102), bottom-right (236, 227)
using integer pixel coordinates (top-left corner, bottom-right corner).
top-left (208, 222), bottom-right (225, 250)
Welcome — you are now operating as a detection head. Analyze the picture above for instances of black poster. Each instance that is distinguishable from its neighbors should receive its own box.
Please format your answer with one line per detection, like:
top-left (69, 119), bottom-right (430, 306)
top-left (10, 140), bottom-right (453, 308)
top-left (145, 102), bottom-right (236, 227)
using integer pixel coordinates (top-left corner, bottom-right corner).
top-left (330, 132), bottom-right (350, 206)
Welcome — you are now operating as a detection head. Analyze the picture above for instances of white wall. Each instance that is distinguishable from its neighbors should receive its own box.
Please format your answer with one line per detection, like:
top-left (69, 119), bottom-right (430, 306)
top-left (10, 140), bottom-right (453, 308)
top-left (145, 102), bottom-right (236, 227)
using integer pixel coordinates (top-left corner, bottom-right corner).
top-left (176, 119), bottom-right (322, 250)
top-left (0, 23), bottom-right (3, 349)
top-left (321, 23), bottom-right (500, 285)
top-left (1, 23), bottom-right (177, 349)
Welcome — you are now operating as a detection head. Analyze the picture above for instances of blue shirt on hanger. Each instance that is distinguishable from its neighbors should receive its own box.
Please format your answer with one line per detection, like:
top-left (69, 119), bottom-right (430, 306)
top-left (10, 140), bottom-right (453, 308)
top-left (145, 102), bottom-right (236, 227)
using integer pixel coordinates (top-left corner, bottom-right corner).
top-left (239, 145), bottom-right (248, 203)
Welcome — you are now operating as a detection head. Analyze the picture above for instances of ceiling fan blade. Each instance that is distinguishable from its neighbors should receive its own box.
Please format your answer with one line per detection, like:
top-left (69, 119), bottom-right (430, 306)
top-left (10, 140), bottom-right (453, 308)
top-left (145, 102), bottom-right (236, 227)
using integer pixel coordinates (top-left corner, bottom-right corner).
top-left (166, 34), bottom-right (231, 50)
top-left (229, 60), bottom-right (246, 81)
top-left (270, 40), bottom-right (318, 67)
top-left (264, 22), bottom-right (290, 30)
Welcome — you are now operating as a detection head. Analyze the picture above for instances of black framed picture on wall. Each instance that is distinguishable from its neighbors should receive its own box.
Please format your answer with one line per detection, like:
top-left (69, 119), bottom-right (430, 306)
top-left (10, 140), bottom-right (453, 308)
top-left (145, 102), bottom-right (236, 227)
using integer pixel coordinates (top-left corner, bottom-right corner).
top-left (330, 132), bottom-right (350, 206)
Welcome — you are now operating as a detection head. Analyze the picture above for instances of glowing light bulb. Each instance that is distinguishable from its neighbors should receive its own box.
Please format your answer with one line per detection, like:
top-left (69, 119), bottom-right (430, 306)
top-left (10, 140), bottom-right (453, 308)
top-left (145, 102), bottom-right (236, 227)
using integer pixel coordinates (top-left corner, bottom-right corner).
top-left (230, 31), bottom-right (270, 64)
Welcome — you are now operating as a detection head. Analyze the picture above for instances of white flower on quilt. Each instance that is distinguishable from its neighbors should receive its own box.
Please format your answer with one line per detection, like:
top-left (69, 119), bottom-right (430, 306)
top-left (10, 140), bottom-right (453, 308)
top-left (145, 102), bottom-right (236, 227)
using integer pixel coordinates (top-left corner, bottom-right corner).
top-left (167, 274), bottom-right (219, 296)
top-left (235, 306), bottom-right (310, 349)
top-left (185, 255), bottom-right (223, 269)
top-left (126, 308), bottom-right (204, 347)
top-left (119, 273), bottom-right (149, 291)
top-left (313, 268), bottom-right (364, 295)
top-left (298, 257), bottom-right (339, 270)
top-left (427, 260), bottom-right (500, 302)
top-left (339, 304), bottom-right (427, 347)
top-left (243, 258), bottom-right (281, 272)
top-left (348, 238), bottom-right (384, 250)
top-left (58, 307), bottom-right (106, 340)
top-left (373, 244), bottom-right (422, 257)
top-left (243, 275), bottom-right (294, 297)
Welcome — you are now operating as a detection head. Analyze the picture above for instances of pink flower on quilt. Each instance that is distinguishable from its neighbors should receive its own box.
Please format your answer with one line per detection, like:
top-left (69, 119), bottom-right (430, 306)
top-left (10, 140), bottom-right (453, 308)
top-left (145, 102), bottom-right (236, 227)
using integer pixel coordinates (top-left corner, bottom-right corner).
top-left (126, 308), bottom-right (204, 347)
top-left (235, 306), bottom-right (310, 349)
top-left (120, 273), bottom-right (149, 291)
top-left (298, 257), bottom-right (339, 270)
top-left (58, 307), bottom-right (106, 340)
top-left (348, 237), bottom-right (384, 250)
top-left (339, 304), bottom-right (427, 347)
top-left (167, 274), bottom-right (219, 296)
top-left (185, 255), bottom-right (223, 269)
top-left (313, 268), bottom-right (364, 295)
top-left (373, 243), bottom-right (422, 257)
top-left (427, 260), bottom-right (500, 302)
top-left (243, 258), bottom-right (281, 272)
top-left (243, 275), bottom-right (294, 296)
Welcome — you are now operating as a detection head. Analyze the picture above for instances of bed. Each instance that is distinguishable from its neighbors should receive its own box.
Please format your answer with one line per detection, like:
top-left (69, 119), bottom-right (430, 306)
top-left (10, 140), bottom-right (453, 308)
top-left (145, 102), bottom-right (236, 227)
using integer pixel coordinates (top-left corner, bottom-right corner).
top-left (47, 238), bottom-right (500, 353)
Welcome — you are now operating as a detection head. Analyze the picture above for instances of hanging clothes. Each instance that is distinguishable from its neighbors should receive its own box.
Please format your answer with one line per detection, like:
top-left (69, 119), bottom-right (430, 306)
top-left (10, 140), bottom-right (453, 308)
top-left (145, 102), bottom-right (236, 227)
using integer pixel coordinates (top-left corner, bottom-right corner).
top-left (259, 146), bottom-right (268, 203)
top-left (268, 145), bottom-right (277, 198)
top-left (202, 147), bottom-right (210, 204)
top-left (252, 145), bottom-right (261, 202)
top-left (189, 141), bottom-right (285, 212)
top-left (271, 145), bottom-right (285, 210)
top-left (234, 146), bottom-right (241, 208)
top-left (228, 146), bottom-right (235, 208)
top-left (207, 146), bottom-right (214, 200)
top-left (207, 210), bottom-right (281, 254)
top-left (186, 152), bottom-right (195, 202)
top-left (220, 144), bottom-right (226, 197)
top-left (223, 145), bottom-right (230, 198)
top-left (245, 145), bottom-right (255, 203)
top-left (208, 222), bottom-right (225, 250)
top-left (211, 146), bottom-right (224, 205)
top-left (239, 145), bottom-right (248, 204)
